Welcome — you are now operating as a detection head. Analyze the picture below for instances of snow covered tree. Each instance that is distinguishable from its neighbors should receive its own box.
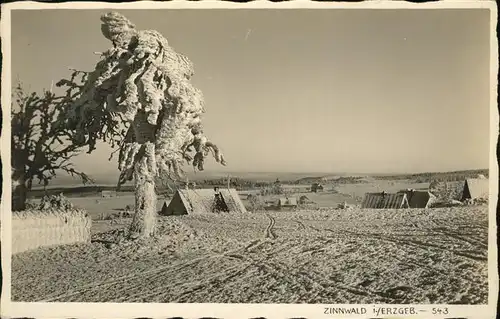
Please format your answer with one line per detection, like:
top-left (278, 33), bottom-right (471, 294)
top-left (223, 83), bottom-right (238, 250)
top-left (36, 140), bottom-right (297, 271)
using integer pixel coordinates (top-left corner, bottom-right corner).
top-left (58, 12), bottom-right (226, 239)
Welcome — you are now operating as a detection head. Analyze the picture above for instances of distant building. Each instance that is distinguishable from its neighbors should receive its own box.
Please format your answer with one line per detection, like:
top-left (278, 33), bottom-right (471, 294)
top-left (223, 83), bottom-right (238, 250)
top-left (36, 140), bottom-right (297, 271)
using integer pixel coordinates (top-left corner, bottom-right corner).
top-left (361, 192), bottom-right (410, 209)
top-left (183, 181), bottom-right (197, 189)
top-left (337, 201), bottom-right (350, 209)
top-left (299, 195), bottom-right (312, 205)
top-left (159, 188), bottom-right (247, 216)
top-left (101, 190), bottom-right (116, 198)
top-left (311, 183), bottom-right (324, 193)
top-left (278, 197), bottom-right (298, 209)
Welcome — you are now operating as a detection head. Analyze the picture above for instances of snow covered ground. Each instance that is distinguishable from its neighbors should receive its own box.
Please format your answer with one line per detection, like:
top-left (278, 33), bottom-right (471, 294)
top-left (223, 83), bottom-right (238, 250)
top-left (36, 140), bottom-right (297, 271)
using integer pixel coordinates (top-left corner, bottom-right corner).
top-left (11, 206), bottom-right (488, 304)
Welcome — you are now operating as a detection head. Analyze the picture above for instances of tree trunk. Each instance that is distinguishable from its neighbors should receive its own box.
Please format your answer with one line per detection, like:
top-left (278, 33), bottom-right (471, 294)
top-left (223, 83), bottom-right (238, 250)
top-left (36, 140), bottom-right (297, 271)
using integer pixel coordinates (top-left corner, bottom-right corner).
top-left (12, 182), bottom-right (27, 211)
top-left (11, 170), bottom-right (27, 211)
top-left (129, 144), bottom-right (157, 239)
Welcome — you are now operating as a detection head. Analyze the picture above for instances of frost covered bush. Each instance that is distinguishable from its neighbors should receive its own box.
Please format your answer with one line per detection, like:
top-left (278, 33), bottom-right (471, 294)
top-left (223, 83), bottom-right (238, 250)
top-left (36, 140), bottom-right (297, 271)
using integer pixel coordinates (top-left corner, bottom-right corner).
top-left (429, 180), bottom-right (463, 201)
top-left (38, 193), bottom-right (75, 211)
top-left (247, 194), bottom-right (265, 211)
top-left (259, 183), bottom-right (285, 196)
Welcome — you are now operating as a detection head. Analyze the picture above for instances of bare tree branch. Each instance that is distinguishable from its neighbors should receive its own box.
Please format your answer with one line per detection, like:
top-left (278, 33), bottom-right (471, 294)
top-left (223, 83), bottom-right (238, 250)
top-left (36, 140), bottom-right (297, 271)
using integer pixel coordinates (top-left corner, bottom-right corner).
top-left (11, 80), bottom-right (96, 210)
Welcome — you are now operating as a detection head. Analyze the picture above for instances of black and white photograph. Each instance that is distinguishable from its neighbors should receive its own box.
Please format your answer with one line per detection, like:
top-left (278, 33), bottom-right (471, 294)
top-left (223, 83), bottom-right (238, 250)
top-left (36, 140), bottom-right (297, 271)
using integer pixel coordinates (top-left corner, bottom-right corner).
top-left (1, 1), bottom-right (498, 318)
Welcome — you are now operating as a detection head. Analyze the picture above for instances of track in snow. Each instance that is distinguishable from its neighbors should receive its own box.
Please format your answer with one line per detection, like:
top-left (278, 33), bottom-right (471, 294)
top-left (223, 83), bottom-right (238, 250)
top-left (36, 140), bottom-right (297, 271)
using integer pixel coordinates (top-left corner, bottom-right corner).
top-left (265, 214), bottom-right (277, 240)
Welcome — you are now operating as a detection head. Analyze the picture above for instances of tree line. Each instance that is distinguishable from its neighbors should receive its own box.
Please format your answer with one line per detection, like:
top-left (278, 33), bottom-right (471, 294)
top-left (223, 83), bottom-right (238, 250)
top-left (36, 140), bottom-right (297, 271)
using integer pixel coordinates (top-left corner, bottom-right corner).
top-left (373, 169), bottom-right (489, 183)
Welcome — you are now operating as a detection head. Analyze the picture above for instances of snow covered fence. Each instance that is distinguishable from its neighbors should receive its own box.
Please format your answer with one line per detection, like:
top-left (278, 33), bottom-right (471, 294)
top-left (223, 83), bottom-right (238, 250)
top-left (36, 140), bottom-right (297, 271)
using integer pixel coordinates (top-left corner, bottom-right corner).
top-left (11, 209), bottom-right (92, 254)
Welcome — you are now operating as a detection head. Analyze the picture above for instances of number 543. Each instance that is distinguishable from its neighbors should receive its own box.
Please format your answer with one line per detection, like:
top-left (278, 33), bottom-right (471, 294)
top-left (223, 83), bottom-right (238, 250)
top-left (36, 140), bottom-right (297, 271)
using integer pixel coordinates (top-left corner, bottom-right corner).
top-left (432, 307), bottom-right (449, 315)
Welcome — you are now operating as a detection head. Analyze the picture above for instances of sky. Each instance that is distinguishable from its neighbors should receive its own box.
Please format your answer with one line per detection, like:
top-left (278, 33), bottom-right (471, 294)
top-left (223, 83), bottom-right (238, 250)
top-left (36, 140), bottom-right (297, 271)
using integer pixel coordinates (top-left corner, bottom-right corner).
top-left (10, 8), bottom-right (492, 178)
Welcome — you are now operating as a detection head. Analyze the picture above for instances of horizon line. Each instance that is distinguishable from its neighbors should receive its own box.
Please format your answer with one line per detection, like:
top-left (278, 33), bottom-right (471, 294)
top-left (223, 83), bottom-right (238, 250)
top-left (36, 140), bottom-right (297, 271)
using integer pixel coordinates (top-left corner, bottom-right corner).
top-left (61, 167), bottom-right (489, 180)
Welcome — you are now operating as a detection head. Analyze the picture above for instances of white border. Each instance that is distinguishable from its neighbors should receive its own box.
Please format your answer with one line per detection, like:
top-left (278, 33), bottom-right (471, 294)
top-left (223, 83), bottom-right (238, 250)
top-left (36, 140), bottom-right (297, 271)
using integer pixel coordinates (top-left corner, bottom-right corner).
top-left (1, 1), bottom-right (498, 318)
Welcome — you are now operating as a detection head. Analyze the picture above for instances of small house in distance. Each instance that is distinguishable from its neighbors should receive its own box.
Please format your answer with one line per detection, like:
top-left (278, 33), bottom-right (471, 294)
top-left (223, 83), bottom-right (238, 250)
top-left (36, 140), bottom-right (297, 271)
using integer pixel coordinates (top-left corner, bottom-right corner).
top-left (278, 197), bottom-right (298, 209)
top-left (101, 190), bottom-right (116, 198)
top-left (361, 192), bottom-right (410, 209)
top-left (184, 181), bottom-right (197, 189)
top-left (298, 195), bottom-right (312, 205)
top-left (461, 178), bottom-right (489, 201)
top-left (311, 183), bottom-right (324, 193)
top-left (298, 195), bottom-right (320, 210)
top-left (160, 188), bottom-right (247, 216)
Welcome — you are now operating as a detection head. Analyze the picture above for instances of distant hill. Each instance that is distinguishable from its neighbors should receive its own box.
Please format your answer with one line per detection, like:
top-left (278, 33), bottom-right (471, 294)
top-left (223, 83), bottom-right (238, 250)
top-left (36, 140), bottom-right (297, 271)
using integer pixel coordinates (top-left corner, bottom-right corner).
top-left (293, 169), bottom-right (489, 185)
top-left (31, 168), bottom-right (489, 198)
top-left (372, 169), bottom-right (489, 183)
top-left (294, 176), bottom-right (371, 185)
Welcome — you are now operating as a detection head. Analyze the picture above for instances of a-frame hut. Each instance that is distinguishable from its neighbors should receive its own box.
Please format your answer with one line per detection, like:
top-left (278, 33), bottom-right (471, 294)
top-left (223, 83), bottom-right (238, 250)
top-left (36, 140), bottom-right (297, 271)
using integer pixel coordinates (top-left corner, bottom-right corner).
top-left (461, 178), bottom-right (489, 201)
top-left (398, 189), bottom-right (436, 208)
top-left (160, 188), bottom-right (247, 216)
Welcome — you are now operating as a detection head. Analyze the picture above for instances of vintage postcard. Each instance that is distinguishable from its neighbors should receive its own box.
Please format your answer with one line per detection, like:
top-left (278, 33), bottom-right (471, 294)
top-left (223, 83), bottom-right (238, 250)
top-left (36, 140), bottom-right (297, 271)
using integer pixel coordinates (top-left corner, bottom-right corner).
top-left (1, 0), bottom-right (498, 318)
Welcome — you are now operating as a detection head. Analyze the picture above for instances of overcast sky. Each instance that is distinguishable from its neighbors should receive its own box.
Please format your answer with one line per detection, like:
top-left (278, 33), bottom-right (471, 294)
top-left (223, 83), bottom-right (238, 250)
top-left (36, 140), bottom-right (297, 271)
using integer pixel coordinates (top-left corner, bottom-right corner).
top-left (11, 8), bottom-right (491, 177)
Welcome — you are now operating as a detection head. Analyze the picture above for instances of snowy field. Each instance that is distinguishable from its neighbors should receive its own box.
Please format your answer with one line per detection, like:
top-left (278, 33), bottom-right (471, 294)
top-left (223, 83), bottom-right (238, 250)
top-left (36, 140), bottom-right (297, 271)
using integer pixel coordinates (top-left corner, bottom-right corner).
top-left (11, 206), bottom-right (488, 304)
